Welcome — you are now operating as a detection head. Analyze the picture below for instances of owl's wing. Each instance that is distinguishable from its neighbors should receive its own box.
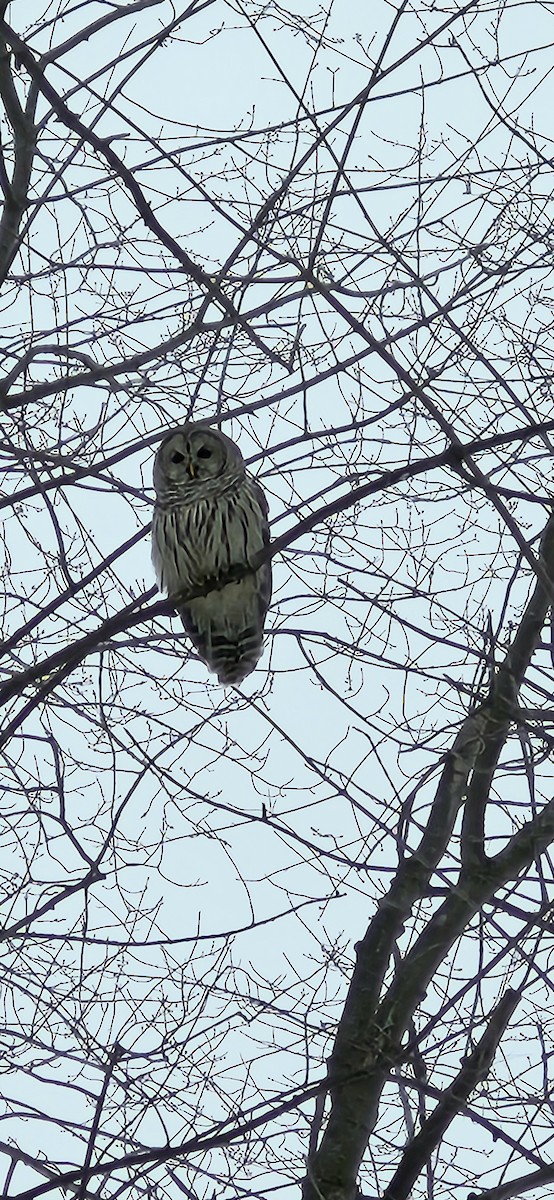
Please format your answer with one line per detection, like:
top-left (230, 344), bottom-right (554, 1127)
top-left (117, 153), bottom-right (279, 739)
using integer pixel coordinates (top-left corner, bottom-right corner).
top-left (249, 477), bottom-right (272, 619)
top-left (250, 477), bottom-right (270, 525)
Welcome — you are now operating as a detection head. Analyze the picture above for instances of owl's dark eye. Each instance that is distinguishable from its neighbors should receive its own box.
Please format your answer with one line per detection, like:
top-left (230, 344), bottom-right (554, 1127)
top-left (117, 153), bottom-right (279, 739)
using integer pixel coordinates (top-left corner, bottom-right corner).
top-left (197, 447), bottom-right (212, 459)
top-left (171, 451), bottom-right (185, 464)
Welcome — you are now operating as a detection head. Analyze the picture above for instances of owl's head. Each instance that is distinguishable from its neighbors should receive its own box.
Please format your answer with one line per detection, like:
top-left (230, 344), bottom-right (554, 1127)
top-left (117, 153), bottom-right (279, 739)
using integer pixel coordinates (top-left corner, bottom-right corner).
top-left (153, 424), bottom-right (244, 497)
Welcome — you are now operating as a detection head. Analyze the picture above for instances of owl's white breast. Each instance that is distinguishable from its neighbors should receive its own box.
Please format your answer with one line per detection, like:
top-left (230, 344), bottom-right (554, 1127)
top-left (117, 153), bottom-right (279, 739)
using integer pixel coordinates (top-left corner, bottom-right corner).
top-left (152, 484), bottom-right (265, 602)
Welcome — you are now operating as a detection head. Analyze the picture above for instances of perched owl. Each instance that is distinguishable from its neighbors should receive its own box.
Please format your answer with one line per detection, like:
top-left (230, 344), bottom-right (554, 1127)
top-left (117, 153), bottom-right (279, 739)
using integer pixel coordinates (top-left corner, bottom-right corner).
top-left (152, 423), bottom-right (271, 685)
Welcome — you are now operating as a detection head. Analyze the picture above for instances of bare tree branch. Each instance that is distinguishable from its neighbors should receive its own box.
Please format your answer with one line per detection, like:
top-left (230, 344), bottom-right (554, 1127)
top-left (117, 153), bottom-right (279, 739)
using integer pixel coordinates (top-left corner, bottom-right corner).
top-left (382, 990), bottom-right (520, 1200)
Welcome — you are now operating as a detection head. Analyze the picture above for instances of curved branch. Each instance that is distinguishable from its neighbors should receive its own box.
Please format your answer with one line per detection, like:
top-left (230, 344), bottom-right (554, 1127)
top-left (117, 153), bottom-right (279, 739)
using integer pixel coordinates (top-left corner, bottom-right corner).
top-left (0, 29), bottom-right (37, 280)
top-left (383, 990), bottom-right (520, 1200)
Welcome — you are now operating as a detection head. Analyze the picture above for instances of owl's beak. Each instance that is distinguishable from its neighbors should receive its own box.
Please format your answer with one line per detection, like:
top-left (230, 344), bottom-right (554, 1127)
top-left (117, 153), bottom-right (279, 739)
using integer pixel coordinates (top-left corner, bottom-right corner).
top-left (186, 460), bottom-right (197, 479)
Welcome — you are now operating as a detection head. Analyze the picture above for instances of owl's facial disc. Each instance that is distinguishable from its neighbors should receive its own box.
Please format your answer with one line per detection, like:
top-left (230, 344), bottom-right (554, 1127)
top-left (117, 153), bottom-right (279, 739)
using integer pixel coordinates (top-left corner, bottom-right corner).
top-left (154, 423), bottom-right (244, 497)
top-left (159, 430), bottom-right (226, 484)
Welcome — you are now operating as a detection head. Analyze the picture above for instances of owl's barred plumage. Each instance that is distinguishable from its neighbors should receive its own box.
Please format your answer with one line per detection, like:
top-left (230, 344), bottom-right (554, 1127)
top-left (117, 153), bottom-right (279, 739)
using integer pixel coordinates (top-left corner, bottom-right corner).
top-left (152, 423), bottom-right (271, 685)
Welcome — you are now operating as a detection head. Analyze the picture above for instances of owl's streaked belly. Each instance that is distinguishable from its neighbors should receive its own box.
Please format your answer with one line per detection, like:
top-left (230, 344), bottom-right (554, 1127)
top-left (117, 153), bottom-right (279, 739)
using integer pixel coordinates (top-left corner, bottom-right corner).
top-left (152, 488), bottom-right (264, 601)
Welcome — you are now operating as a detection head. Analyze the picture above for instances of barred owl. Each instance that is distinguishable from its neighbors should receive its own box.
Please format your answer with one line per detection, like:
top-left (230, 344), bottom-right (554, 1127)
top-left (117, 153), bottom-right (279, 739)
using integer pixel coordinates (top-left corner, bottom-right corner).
top-left (152, 423), bottom-right (271, 685)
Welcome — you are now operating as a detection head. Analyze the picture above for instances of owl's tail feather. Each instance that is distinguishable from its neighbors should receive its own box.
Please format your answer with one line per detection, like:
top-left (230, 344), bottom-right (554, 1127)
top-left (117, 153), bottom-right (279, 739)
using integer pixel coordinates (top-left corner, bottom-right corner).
top-left (214, 634), bottom-right (263, 684)
top-left (178, 609), bottom-right (264, 685)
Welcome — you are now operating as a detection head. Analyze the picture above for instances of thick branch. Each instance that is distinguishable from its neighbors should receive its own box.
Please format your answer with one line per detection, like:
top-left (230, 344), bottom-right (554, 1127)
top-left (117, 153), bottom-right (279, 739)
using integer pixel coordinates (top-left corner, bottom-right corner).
top-left (0, 38), bottom-right (37, 280)
top-left (382, 990), bottom-right (520, 1200)
top-left (461, 504), bottom-right (554, 865)
top-left (467, 1167), bottom-right (554, 1200)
